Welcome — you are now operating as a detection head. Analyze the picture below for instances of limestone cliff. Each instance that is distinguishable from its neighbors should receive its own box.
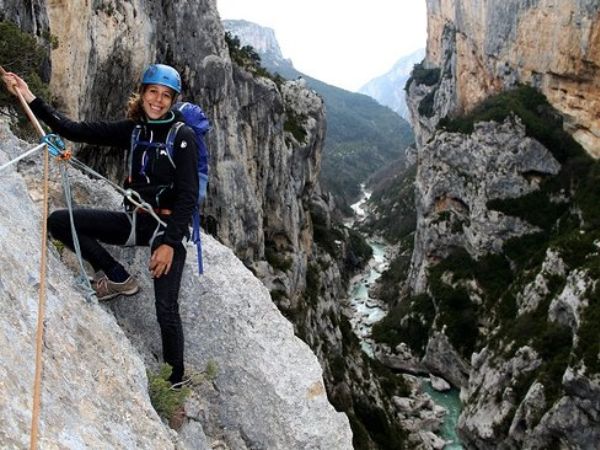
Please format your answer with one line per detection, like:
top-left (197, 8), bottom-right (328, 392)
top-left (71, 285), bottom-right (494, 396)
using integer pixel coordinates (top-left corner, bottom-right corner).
top-left (422, 0), bottom-right (600, 157)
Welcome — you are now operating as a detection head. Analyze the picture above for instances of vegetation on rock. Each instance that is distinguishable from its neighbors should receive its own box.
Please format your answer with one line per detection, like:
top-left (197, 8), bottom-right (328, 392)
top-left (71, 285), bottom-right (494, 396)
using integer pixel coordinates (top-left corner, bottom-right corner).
top-left (0, 21), bottom-right (51, 137)
top-left (224, 32), bottom-right (285, 86)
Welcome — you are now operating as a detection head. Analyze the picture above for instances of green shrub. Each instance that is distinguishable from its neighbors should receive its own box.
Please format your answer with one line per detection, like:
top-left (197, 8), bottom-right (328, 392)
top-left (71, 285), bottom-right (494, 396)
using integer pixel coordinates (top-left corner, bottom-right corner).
top-left (418, 90), bottom-right (436, 118)
top-left (51, 239), bottom-right (65, 255)
top-left (41, 30), bottom-right (59, 50)
top-left (312, 217), bottom-right (345, 257)
top-left (550, 229), bottom-right (597, 270)
top-left (476, 253), bottom-right (513, 302)
top-left (496, 291), bottom-right (518, 323)
top-left (148, 364), bottom-right (191, 422)
top-left (535, 323), bottom-right (572, 405)
top-left (574, 162), bottom-right (600, 229)
top-left (0, 21), bottom-right (51, 137)
top-left (487, 191), bottom-right (568, 231)
top-left (438, 85), bottom-right (586, 164)
top-left (305, 263), bottom-right (321, 306)
top-left (225, 32), bottom-right (260, 67)
top-left (427, 248), bottom-right (506, 358)
top-left (329, 354), bottom-right (346, 382)
top-left (284, 109), bottom-right (307, 143)
top-left (405, 63), bottom-right (441, 91)
top-left (376, 253), bottom-right (412, 305)
top-left (372, 294), bottom-right (435, 356)
top-left (204, 360), bottom-right (219, 381)
top-left (369, 358), bottom-right (411, 397)
top-left (224, 31), bottom-right (284, 87)
top-left (503, 232), bottom-right (549, 271)
top-left (353, 395), bottom-right (407, 449)
top-left (362, 164), bottom-right (417, 243)
top-left (270, 289), bottom-right (287, 302)
top-left (577, 283), bottom-right (600, 374)
top-left (265, 245), bottom-right (293, 272)
top-left (433, 283), bottom-right (479, 357)
top-left (346, 413), bottom-right (372, 450)
top-left (347, 229), bottom-right (373, 263)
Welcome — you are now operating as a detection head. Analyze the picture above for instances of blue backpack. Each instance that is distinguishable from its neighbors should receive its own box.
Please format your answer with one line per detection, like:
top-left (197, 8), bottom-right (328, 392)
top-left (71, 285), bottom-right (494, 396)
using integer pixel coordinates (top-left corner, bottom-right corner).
top-left (131, 101), bottom-right (210, 274)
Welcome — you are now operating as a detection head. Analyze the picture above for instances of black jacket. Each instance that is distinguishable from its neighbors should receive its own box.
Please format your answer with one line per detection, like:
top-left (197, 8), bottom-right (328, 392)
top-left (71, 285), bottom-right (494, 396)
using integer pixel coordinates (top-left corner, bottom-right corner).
top-left (29, 97), bottom-right (199, 248)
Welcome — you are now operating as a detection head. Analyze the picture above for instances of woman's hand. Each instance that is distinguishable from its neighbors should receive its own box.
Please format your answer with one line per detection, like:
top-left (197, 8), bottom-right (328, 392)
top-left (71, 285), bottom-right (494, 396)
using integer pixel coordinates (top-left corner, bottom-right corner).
top-left (149, 244), bottom-right (174, 278)
top-left (1, 72), bottom-right (36, 103)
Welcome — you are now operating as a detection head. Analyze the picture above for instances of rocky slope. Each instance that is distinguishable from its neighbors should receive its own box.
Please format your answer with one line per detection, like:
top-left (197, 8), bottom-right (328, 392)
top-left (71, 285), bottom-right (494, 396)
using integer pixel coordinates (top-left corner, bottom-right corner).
top-left (374, 1), bottom-right (600, 448)
top-left (0, 120), bottom-right (351, 448)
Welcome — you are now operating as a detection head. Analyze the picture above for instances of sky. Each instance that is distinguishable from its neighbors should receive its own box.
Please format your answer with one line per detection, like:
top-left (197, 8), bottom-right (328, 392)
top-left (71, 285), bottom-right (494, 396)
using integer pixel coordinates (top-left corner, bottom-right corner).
top-left (216, 0), bottom-right (428, 92)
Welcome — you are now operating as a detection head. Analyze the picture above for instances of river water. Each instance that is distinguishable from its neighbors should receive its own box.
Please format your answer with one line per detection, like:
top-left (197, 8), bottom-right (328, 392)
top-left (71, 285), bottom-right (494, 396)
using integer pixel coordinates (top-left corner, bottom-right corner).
top-left (346, 190), bottom-right (464, 449)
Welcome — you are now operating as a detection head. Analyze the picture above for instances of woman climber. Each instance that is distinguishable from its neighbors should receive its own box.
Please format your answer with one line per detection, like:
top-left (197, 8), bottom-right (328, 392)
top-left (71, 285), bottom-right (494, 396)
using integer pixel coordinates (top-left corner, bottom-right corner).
top-left (2, 64), bottom-right (198, 387)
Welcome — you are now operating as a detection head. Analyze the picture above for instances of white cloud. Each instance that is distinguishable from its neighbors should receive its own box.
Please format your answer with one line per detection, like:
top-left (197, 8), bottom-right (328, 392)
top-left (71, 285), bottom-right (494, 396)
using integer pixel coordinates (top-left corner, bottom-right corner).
top-left (217, 0), bottom-right (427, 91)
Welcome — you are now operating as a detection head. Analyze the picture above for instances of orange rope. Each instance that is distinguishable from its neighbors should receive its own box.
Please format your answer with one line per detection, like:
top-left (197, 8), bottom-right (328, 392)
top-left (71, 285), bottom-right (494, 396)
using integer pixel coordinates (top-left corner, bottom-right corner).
top-left (1, 65), bottom-right (51, 450)
top-left (29, 145), bottom-right (49, 450)
top-left (2, 66), bottom-right (76, 447)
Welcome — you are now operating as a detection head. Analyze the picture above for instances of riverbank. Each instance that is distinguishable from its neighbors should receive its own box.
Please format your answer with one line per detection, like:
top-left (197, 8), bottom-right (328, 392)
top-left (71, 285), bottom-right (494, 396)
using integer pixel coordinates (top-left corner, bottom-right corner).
top-left (345, 191), bottom-right (464, 449)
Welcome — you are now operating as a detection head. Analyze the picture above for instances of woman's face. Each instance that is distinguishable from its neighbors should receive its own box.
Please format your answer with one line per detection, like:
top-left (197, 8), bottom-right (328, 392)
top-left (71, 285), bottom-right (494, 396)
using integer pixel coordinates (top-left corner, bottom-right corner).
top-left (141, 84), bottom-right (175, 120)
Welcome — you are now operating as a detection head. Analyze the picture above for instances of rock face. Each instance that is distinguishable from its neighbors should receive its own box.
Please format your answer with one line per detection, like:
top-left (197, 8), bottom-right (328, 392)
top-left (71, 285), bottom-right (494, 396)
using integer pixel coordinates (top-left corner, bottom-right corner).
top-left (408, 117), bottom-right (560, 293)
top-left (423, 0), bottom-right (600, 156)
top-left (0, 134), bottom-right (173, 449)
top-left (0, 121), bottom-right (352, 448)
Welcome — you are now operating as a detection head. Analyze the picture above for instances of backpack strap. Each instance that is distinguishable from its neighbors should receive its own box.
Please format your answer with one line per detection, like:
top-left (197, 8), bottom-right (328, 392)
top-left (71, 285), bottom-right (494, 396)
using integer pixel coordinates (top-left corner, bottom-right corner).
top-left (129, 125), bottom-right (142, 183)
top-left (192, 210), bottom-right (204, 274)
top-left (165, 121), bottom-right (185, 163)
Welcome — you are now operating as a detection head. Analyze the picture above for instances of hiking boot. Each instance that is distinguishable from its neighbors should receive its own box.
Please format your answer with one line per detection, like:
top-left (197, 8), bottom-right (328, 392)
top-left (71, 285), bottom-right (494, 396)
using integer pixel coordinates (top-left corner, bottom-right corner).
top-left (93, 274), bottom-right (139, 301)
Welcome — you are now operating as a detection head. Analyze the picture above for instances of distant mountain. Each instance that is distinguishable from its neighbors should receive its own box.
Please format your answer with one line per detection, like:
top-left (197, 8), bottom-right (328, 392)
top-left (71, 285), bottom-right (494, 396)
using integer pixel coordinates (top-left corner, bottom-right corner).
top-left (221, 20), bottom-right (293, 72)
top-left (359, 48), bottom-right (425, 121)
top-left (223, 20), bottom-right (414, 210)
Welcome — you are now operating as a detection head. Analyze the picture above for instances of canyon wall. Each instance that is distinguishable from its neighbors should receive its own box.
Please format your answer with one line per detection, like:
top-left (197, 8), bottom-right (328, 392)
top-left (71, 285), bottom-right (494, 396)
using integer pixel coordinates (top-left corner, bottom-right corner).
top-left (424, 0), bottom-right (600, 156)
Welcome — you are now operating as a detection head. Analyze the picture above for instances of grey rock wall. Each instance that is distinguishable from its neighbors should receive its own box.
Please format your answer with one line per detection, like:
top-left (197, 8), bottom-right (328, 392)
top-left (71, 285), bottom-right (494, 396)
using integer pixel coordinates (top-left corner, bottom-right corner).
top-left (407, 117), bottom-right (560, 293)
top-left (0, 123), bottom-right (174, 449)
top-left (424, 0), bottom-right (600, 156)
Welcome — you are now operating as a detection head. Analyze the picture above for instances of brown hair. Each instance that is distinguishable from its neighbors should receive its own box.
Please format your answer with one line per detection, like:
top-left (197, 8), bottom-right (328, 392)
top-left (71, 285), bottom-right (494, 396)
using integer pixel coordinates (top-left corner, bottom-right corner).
top-left (126, 86), bottom-right (146, 121)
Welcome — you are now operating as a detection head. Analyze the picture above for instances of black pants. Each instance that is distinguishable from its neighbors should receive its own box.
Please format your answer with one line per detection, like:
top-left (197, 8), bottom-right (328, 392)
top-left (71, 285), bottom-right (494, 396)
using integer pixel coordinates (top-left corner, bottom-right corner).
top-left (48, 208), bottom-right (186, 384)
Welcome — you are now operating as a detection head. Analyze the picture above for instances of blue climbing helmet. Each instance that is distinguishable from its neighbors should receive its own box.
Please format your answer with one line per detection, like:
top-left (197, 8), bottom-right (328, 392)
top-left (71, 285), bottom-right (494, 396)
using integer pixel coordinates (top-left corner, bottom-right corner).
top-left (141, 64), bottom-right (181, 94)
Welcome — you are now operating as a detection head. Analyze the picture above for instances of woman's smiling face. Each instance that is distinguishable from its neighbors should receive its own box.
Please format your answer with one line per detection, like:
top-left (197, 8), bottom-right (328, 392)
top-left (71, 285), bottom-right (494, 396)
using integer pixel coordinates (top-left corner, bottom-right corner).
top-left (141, 84), bottom-right (175, 120)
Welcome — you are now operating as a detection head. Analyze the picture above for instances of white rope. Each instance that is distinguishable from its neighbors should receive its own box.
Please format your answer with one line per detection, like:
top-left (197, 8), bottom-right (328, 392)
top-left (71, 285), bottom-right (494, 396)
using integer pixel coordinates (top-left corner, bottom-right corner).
top-left (0, 142), bottom-right (47, 172)
top-left (58, 164), bottom-right (97, 303)
top-left (67, 157), bottom-right (167, 227)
